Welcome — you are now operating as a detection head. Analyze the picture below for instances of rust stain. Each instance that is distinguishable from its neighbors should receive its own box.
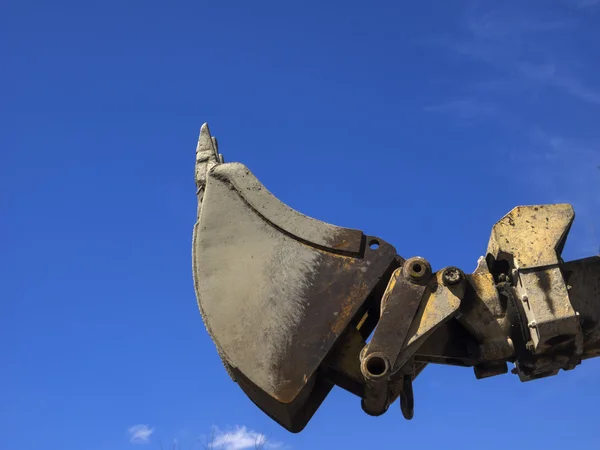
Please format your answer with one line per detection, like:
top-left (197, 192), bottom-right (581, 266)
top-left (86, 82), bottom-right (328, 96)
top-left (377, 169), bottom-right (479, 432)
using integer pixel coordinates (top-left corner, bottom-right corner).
top-left (331, 280), bottom-right (369, 336)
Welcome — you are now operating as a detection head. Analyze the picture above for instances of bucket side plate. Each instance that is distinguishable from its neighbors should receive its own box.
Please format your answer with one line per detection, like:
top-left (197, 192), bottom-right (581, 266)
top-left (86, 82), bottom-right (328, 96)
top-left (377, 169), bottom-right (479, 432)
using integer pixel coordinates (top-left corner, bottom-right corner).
top-left (192, 162), bottom-right (397, 431)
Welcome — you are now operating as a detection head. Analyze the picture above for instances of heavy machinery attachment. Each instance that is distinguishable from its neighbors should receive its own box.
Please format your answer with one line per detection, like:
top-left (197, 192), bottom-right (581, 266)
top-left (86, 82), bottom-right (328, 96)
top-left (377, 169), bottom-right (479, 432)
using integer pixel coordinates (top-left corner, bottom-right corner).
top-left (192, 124), bottom-right (600, 433)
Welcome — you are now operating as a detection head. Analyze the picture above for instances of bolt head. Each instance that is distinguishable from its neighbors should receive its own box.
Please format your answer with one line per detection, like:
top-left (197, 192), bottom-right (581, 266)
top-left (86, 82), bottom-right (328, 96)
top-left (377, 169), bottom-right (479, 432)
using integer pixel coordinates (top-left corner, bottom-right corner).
top-left (442, 267), bottom-right (463, 286)
top-left (404, 257), bottom-right (432, 282)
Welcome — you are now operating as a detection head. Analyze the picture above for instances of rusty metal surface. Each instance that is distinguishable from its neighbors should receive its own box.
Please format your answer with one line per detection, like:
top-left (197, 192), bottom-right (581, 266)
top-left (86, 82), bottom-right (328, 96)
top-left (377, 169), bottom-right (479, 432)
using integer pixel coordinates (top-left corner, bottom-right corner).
top-left (395, 269), bottom-right (465, 369)
top-left (362, 258), bottom-right (431, 376)
top-left (462, 258), bottom-right (510, 342)
top-left (359, 257), bottom-right (432, 416)
top-left (486, 204), bottom-right (574, 269)
top-left (486, 204), bottom-right (580, 359)
top-left (562, 256), bottom-right (600, 359)
top-left (413, 320), bottom-right (479, 367)
top-left (192, 124), bottom-right (600, 432)
top-left (192, 125), bottom-right (397, 431)
top-left (359, 267), bottom-right (465, 419)
top-left (323, 327), bottom-right (366, 398)
top-left (459, 257), bottom-right (514, 367)
top-left (195, 164), bottom-right (396, 402)
top-left (210, 162), bottom-right (364, 255)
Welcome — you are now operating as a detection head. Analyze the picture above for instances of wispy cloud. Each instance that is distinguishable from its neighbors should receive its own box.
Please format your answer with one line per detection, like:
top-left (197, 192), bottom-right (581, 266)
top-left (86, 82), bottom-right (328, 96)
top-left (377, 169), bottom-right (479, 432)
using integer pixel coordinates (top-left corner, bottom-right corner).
top-left (514, 130), bottom-right (600, 257)
top-left (577, 0), bottom-right (600, 8)
top-left (424, 99), bottom-right (496, 122)
top-left (464, 5), bottom-right (573, 39)
top-left (517, 62), bottom-right (600, 105)
top-left (210, 426), bottom-right (283, 450)
top-left (424, 1), bottom-right (600, 256)
top-left (128, 424), bottom-right (154, 444)
top-left (434, 1), bottom-right (600, 106)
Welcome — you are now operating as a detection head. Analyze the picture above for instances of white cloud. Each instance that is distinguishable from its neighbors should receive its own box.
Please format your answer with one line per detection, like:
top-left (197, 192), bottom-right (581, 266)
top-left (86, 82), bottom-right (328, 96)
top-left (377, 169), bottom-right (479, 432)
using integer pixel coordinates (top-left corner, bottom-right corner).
top-left (210, 426), bottom-right (282, 450)
top-left (128, 424), bottom-right (154, 444)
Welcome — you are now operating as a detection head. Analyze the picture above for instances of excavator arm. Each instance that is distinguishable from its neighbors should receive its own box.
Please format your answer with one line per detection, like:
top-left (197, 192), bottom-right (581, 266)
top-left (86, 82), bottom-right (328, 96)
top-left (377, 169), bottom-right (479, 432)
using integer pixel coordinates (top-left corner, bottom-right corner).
top-left (192, 124), bottom-right (600, 433)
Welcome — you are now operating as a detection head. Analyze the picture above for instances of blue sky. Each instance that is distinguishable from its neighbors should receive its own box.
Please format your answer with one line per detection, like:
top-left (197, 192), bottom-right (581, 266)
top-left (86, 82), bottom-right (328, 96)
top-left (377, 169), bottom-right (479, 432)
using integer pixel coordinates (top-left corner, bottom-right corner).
top-left (2, 0), bottom-right (600, 449)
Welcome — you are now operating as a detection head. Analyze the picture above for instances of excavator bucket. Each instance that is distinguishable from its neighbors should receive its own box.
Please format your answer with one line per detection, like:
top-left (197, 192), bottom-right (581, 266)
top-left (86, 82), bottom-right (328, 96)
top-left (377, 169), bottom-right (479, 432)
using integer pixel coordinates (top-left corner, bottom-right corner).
top-left (192, 124), bottom-right (398, 432)
top-left (192, 124), bottom-right (600, 433)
